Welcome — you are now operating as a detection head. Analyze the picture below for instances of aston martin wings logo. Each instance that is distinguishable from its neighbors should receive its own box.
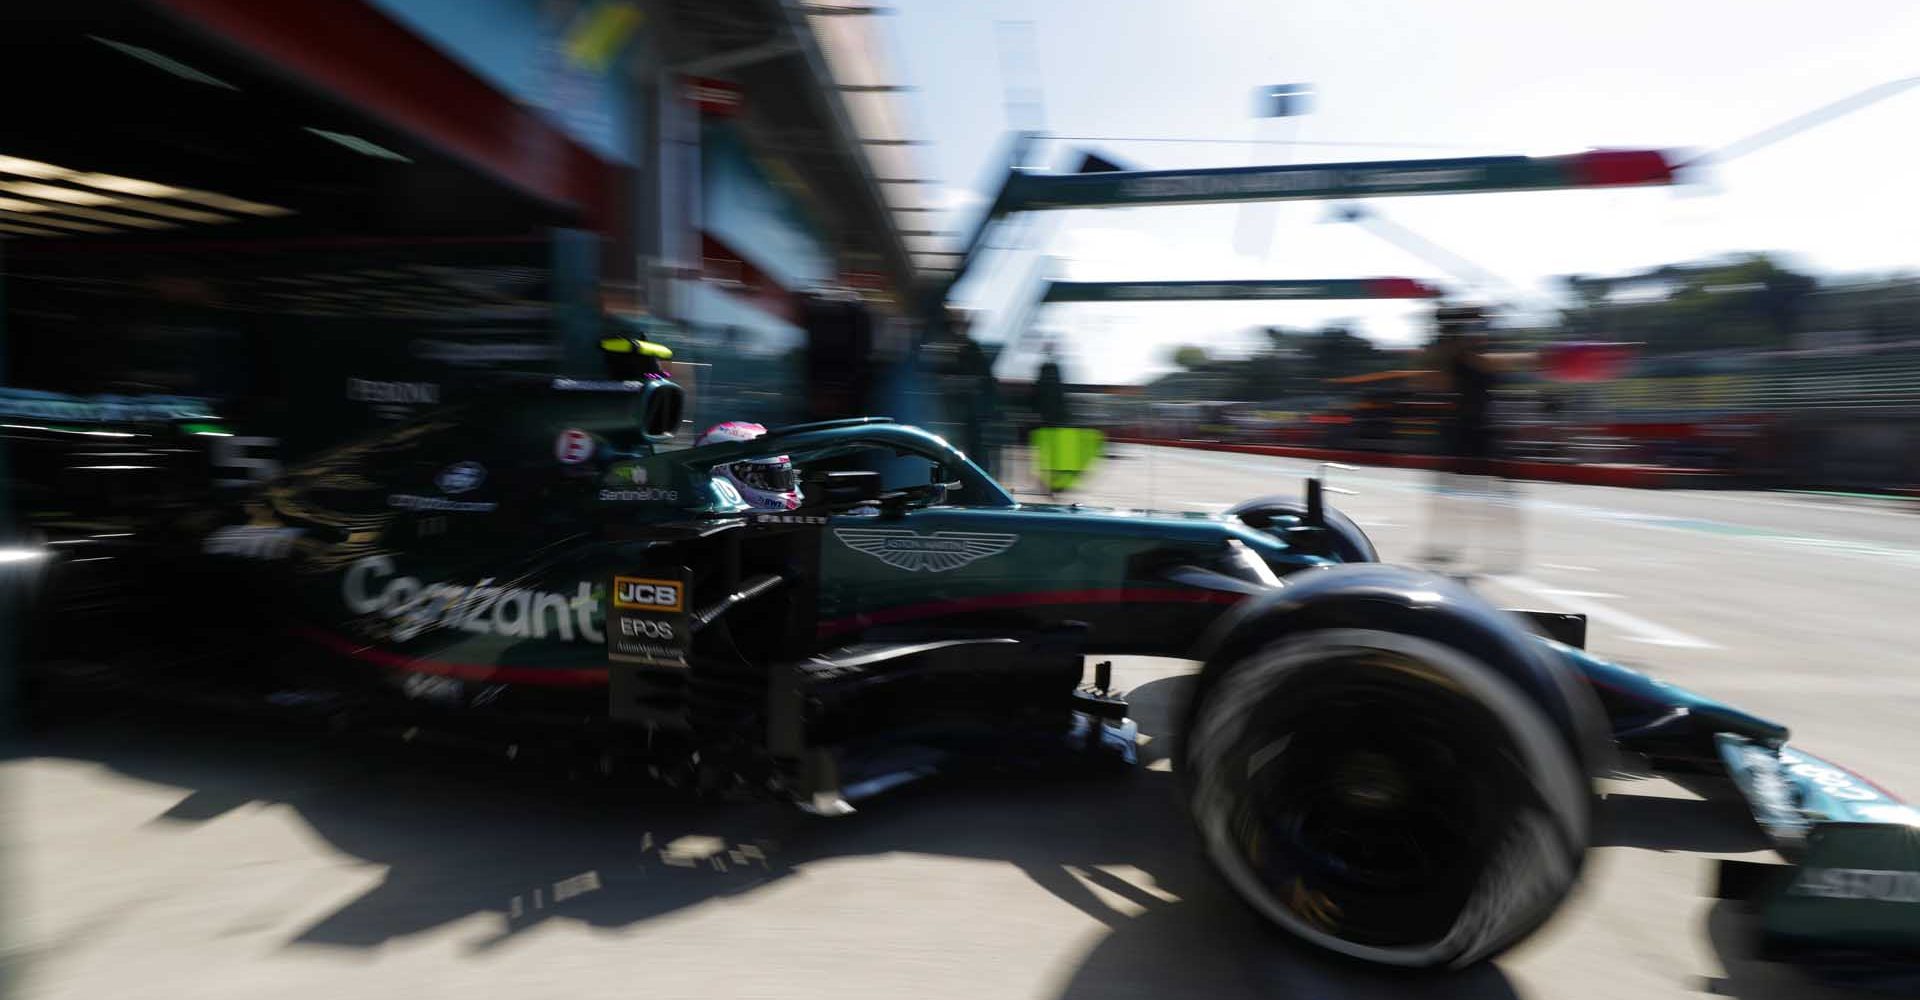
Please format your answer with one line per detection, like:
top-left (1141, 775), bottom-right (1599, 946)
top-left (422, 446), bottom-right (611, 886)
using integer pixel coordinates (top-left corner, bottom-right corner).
top-left (833, 527), bottom-right (1019, 573)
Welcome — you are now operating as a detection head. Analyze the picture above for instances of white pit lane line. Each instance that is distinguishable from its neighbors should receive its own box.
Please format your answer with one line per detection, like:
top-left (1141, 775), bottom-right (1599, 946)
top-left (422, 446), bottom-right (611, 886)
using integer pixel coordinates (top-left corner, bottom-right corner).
top-left (1538, 588), bottom-right (1624, 600)
top-left (1490, 574), bottom-right (1720, 651)
top-left (1149, 447), bottom-right (1920, 571)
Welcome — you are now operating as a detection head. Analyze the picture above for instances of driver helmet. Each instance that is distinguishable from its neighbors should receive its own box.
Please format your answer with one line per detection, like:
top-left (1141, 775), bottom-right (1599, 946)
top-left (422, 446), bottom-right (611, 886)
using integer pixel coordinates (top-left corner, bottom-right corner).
top-left (697, 421), bottom-right (802, 511)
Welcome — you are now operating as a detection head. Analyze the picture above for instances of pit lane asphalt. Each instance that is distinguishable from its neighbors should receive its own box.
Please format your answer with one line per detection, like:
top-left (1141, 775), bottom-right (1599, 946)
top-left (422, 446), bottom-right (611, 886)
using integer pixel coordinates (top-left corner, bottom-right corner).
top-left (5, 443), bottom-right (1913, 1000)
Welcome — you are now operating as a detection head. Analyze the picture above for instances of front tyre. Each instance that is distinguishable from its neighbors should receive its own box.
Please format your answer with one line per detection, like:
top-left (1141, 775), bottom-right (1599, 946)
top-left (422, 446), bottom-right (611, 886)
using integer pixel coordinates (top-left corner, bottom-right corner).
top-left (1184, 628), bottom-right (1590, 969)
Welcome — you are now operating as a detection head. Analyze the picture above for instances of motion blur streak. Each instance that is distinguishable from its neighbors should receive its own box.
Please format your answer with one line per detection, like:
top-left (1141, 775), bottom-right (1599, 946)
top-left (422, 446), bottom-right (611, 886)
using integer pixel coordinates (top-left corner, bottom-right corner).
top-left (7, 2), bottom-right (1920, 999)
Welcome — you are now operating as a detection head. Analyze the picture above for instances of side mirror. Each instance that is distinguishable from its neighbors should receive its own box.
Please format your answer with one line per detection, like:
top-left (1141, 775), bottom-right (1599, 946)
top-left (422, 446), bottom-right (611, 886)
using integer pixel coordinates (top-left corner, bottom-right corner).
top-left (639, 380), bottom-right (685, 442)
top-left (801, 469), bottom-right (882, 508)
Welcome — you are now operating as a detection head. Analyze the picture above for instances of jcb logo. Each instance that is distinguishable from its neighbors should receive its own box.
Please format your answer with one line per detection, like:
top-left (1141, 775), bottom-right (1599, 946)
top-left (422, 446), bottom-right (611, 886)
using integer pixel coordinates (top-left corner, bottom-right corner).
top-left (614, 576), bottom-right (683, 611)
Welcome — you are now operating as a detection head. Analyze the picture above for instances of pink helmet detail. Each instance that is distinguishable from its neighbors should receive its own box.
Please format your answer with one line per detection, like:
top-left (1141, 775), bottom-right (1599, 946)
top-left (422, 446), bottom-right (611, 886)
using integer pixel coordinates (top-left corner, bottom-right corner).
top-left (697, 422), bottom-right (802, 511)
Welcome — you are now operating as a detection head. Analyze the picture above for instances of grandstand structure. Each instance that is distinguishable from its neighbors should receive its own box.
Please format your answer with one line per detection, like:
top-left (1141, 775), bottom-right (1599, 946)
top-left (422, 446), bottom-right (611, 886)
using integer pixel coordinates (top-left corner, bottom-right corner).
top-left (1592, 343), bottom-right (1920, 418)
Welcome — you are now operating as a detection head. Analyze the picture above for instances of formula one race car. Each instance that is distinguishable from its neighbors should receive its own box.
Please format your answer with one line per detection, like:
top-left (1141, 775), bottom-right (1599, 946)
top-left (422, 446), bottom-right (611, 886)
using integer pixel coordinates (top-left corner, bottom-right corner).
top-left (17, 357), bottom-right (1919, 977)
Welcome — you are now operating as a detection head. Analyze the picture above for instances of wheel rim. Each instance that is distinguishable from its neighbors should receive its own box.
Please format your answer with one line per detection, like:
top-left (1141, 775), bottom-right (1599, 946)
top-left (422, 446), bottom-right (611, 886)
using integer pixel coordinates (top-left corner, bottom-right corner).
top-left (1188, 630), bottom-right (1588, 967)
top-left (1231, 662), bottom-right (1509, 948)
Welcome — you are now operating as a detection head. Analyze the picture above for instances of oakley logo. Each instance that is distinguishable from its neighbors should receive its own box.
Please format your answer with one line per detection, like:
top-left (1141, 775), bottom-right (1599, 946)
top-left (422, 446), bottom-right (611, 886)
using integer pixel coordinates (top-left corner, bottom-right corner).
top-left (834, 528), bottom-right (1017, 573)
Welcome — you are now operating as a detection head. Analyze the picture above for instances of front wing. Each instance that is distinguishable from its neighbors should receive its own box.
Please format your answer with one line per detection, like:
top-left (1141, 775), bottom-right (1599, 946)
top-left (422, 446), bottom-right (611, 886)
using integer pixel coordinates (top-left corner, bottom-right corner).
top-left (1716, 734), bottom-right (1920, 969)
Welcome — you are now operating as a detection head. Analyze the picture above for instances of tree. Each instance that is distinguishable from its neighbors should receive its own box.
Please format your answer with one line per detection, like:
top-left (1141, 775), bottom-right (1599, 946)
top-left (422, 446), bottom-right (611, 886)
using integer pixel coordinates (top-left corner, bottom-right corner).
top-left (1303, 324), bottom-right (1383, 380)
top-left (1554, 253), bottom-right (1819, 354)
top-left (1233, 326), bottom-right (1304, 401)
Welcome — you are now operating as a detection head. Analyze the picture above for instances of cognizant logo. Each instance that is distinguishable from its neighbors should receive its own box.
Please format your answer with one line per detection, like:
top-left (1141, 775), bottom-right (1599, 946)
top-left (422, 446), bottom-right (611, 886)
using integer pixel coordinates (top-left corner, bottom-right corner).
top-left (342, 555), bottom-right (603, 643)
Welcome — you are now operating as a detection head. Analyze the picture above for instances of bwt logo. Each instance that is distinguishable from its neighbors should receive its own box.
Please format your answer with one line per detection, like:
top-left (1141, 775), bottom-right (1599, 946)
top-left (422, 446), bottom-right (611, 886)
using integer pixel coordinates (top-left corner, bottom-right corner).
top-left (614, 576), bottom-right (683, 611)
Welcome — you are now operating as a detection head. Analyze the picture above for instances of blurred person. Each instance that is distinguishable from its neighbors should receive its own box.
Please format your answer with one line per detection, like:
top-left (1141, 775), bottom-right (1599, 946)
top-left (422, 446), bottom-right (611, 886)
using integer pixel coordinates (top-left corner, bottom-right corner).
top-left (943, 308), bottom-right (1004, 472)
top-left (1537, 389), bottom-right (1568, 462)
top-left (1027, 341), bottom-right (1101, 496)
top-left (1033, 341), bottom-right (1070, 430)
top-left (1417, 305), bottom-right (1526, 575)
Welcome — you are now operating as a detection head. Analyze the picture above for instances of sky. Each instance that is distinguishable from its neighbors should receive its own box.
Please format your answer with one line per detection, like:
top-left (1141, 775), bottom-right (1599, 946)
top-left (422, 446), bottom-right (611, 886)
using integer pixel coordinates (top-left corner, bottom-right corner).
top-left (880, 0), bottom-right (1920, 383)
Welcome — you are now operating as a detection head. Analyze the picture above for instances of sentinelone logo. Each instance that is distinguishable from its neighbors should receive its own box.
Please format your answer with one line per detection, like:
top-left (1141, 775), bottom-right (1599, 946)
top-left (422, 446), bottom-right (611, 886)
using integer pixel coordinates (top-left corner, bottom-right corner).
top-left (614, 576), bottom-right (683, 611)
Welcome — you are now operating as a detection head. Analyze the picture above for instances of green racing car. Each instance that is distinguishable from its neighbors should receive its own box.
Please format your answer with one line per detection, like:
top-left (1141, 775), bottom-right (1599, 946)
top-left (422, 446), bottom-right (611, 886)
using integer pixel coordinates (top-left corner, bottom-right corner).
top-left (14, 353), bottom-right (1919, 980)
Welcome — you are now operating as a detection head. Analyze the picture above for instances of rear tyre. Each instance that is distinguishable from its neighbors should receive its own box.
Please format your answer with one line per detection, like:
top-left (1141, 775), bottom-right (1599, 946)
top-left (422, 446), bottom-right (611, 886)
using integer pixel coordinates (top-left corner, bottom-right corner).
top-left (1184, 628), bottom-right (1590, 969)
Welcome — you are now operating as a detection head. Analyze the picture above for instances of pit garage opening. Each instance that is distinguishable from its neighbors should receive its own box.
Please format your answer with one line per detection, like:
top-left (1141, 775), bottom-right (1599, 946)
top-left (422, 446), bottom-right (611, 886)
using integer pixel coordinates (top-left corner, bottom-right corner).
top-left (2, 0), bottom-right (620, 481)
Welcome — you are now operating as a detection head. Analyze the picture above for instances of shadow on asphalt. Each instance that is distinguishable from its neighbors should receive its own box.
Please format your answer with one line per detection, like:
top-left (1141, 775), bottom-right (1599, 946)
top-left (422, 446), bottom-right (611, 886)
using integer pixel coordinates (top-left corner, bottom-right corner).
top-left (20, 672), bottom-right (1849, 1000)
top-left (1595, 790), bottom-right (1772, 854)
top-left (1698, 898), bottom-right (1907, 1000)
